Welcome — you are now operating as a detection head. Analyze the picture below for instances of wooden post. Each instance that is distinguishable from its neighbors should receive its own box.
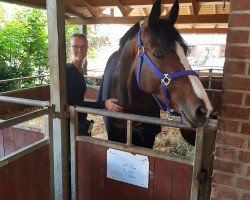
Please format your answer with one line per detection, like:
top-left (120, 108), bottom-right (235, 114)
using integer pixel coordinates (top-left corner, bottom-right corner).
top-left (46, 0), bottom-right (69, 199)
top-left (80, 25), bottom-right (88, 75)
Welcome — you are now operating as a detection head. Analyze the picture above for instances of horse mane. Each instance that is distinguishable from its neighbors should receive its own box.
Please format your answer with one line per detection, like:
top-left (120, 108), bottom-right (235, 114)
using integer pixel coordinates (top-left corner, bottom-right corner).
top-left (118, 18), bottom-right (189, 55)
top-left (119, 22), bottom-right (140, 51)
top-left (150, 19), bottom-right (189, 55)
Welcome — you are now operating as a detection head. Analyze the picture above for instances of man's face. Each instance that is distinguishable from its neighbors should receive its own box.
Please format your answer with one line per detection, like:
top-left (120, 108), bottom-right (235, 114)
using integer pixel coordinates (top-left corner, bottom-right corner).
top-left (70, 36), bottom-right (88, 62)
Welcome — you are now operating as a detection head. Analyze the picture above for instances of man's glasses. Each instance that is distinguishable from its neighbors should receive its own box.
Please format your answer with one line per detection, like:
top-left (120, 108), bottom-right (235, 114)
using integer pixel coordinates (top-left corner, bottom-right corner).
top-left (71, 45), bottom-right (88, 50)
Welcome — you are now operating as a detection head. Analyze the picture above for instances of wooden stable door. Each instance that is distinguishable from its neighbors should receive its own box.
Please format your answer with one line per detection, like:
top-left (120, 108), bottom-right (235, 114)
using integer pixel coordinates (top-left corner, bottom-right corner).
top-left (77, 142), bottom-right (192, 200)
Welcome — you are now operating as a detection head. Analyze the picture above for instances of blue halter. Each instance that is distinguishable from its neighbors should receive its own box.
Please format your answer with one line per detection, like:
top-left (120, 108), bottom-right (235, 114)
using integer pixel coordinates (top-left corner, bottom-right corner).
top-left (136, 29), bottom-right (198, 119)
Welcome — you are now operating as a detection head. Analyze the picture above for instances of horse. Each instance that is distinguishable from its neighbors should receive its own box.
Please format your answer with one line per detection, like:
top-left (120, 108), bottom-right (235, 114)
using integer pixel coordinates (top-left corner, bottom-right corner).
top-left (98, 0), bottom-right (212, 148)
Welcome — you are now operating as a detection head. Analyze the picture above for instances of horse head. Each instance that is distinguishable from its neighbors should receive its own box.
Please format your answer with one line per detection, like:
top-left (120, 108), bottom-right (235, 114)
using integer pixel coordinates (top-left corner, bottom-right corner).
top-left (117, 0), bottom-right (212, 128)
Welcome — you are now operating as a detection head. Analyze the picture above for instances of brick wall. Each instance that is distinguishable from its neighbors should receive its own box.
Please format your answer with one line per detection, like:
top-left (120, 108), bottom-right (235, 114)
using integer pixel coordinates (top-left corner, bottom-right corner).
top-left (211, 0), bottom-right (250, 199)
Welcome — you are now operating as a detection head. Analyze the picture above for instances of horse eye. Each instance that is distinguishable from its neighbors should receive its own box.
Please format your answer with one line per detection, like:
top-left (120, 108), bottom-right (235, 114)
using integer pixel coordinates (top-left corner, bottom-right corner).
top-left (153, 51), bottom-right (164, 59)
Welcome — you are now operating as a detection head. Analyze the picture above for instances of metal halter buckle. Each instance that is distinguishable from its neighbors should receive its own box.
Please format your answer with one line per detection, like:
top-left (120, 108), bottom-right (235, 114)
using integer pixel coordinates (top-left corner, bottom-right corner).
top-left (138, 46), bottom-right (145, 55)
top-left (167, 112), bottom-right (175, 120)
top-left (161, 74), bottom-right (171, 86)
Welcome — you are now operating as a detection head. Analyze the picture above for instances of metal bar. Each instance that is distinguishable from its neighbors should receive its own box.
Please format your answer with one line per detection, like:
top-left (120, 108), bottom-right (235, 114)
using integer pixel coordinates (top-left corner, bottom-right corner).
top-left (77, 136), bottom-right (193, 166)
top-left (0, 75), bottom-right (49, 84)
top-left (205, 89), bottom-right (222, 92)
top-left (18, 80), bottom-right (21, 90)
top-left (0, 96), bottom-right (50, 107)
top-left (208, 69), bottom-right (212, 89)
top-left (199, 77), bottom-right (222, 82)
top-left (75, 106), bottom-right (195, 130)
top-left (126, 120), bottom-right (132, 146)
top-left (190, 126), bottom-right (205, 200)
top-left (69, 106), bottom-right (79, 200)
top-left (0, 119), bottom-right (45, 133)
top-left (0, 138), bottom-right (49, 168)
top-left (45, 106), bottom-right (55, 200)
top-left (0, 108), bottom-right (49, 130)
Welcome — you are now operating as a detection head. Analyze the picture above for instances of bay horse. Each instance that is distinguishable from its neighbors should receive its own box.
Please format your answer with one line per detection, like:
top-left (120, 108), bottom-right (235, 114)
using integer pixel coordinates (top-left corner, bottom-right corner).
top-left (98, 0), bottom-right (212, 148)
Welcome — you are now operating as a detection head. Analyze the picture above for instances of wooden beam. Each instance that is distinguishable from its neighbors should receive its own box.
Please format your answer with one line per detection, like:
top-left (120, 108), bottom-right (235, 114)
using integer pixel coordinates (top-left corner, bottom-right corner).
top-left (113, 0), bottom-right (133, 17)
top-left (65, 6), bottom-right (87, 17)
top-left (66, 7), bottom-right (106, 18)
top-left (46, 0), bottom-right (69, 199)
top-left (66, 14), bottom-right (229, 25)
top-left (141, 8), bottom-right (148, 16)
top-left (191, 0), bottom-right (199, 15)
top-left (5, 0), bottom-right (229, 8)
top-left (1, 0), bottom-right (46, 9)
top-left (71, 0), bottom-right (229, 7)
top-left (81, 0), bottom-right (98, 17)
top-left (177, 14), bottom-right (229, 24)
top-left (179, 28), bottom-right (228, 34)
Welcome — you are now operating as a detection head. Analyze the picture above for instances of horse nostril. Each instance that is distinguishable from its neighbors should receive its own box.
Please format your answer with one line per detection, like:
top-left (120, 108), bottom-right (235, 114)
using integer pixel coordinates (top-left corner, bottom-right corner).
top-left (196, 106), bottom-right (208, 118)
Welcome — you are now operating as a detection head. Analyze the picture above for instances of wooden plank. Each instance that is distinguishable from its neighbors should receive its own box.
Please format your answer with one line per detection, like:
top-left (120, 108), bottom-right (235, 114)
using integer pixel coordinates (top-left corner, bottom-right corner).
top-left (154, 159), bottom-right (193, 200)
top-left (172, 163), bottom-right (193, 200)
top-left (91, 144), bottom-right (107, 200)
top-left (154, 159), bottom-right (174, 200)
top-left (13, 129), bottom-right (40, 151)
top-left (35, 132), bottom-right (45, 141)
top-left (2, 128), bottom-right (14, 156)
top-left (76, 142), bottom-right (195, 200)
top-left (0, 145), bottom-right (50, 199)
top-left (66, 14), bottom-right (229, 25)
top-left (106, 156), bottom-right (155, 200)
top-left (77, 142), bottom-right (92, 200)
top-left (7, 0), bottom-right (228, 8)
top-left (0, 130), bottom-right (4, 157)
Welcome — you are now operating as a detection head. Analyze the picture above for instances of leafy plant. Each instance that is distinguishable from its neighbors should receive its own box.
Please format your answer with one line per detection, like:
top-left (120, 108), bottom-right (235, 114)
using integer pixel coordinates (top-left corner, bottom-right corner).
top-left (0, 5), bottom-right (48, 91)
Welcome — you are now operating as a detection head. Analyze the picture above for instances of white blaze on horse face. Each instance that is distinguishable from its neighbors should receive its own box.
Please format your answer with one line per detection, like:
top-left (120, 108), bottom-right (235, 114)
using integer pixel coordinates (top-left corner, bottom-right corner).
top-left (175, 42), bottom-right (212, 118)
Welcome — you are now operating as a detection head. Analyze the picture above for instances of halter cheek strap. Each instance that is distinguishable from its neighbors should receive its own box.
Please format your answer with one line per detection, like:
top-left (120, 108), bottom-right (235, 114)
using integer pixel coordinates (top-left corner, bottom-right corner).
top-left (136, 29), bottom-right (198, 118)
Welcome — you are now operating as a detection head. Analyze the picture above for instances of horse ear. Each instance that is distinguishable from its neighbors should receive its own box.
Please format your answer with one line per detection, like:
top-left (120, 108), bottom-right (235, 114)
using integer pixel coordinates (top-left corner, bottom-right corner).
top-left (168, 0), bottom-right (179, 25)
top-left (148, 0), bottom-right (161, 28)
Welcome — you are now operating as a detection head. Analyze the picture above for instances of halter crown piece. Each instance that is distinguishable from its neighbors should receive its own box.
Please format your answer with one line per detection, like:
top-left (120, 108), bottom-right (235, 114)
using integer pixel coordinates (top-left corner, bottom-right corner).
top-left (136, 29), bottom-right (198, 120)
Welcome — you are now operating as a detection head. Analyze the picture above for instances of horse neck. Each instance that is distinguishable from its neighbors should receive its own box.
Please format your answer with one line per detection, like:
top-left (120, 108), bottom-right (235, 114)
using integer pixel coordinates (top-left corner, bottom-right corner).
top-left (117, 41), bottom-right (159, 115)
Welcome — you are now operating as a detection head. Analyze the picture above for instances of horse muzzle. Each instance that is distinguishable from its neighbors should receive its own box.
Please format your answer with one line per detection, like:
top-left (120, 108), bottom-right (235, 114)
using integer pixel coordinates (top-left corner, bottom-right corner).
top-left (180, 104), bottom-right (209, 128)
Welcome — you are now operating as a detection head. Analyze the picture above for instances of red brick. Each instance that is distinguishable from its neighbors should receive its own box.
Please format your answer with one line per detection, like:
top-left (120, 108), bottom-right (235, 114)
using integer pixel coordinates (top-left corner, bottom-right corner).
top-left (212, 173), bottom-right (234, 186)
top-left (216, 132), bottom-right (246, 148)
top-left (220, 105), bottom-right (250, 120)
top-left (218, 119), bottom-right (238, 133)
top-left (230, 14), bottom-right (250, 27)
top-left (222, 91), bottom-right (243, 105)
top-left (223, 76), bottom-right (250, 91)
top-left (242, 193), bottom-right (250, 200)
top-left (247, 167), bottom-right (250, 176)
top-left (239, 150), bottom-right (250, 163)
top-left (226, 46), bottom-right (250, 59)
top-left (224, 61), bottom-right (246, 75)
top-left (242, 123), bottom-right (250, 135)
top-left (213, 159), bottom-right (242, 174)
top-left (227, 31), bottom-right (249, 43)
top-left (210, 183), bottom-right (239, 200)
top-left (231, 0), bottom-right (250, 11)
top-left (236, 178), bottom-right (250, 190)
top-left (215, 146), bottom-right (237, 160)
top-left (246, 94), bottom-right (250, 106)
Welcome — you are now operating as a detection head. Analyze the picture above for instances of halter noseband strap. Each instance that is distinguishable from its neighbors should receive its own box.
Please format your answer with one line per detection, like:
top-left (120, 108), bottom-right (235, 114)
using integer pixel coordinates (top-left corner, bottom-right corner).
top-left (136, 29), bottom-right (198, 118)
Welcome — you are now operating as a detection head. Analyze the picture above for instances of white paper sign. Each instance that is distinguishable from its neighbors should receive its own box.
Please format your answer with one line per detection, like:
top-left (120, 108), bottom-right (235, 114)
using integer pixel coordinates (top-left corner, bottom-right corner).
top-left (107, 148), bottom-right (149, 188)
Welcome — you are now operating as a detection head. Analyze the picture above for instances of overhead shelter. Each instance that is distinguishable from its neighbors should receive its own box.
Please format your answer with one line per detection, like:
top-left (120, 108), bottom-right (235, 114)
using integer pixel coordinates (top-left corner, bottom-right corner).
top-left (4, 0), bottom-right (230, 33)
top-left (4, 0), bottom-right (247, 200)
